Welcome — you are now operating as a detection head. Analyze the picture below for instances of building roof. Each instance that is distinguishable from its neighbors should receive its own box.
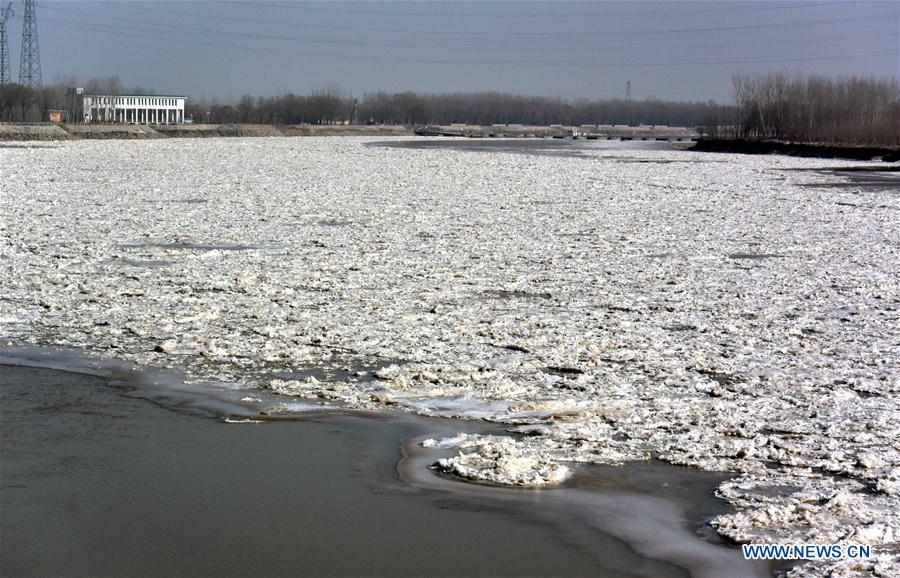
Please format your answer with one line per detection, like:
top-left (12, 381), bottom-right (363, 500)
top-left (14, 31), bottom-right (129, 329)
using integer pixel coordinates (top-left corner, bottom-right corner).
top-left (83, 94), bottom-right (188, 99)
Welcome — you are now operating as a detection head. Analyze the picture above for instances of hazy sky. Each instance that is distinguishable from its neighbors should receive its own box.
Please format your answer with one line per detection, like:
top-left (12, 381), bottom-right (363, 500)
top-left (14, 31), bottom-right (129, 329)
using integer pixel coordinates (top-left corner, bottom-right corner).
top-left (8, 0), bottom-right (900, 102)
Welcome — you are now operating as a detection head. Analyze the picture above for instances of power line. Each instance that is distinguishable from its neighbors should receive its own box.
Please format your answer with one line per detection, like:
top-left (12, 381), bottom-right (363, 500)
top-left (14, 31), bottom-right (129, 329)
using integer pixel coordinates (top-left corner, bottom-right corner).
top-left (40, 4), bottom-right (897, 47)
top-left (105, 0), bottom-right (859, 38)
top-left (248, 0), bottom-right (852, 20)
top-left (41, 16), bottom-right (898, 69)
top-left (40, 4), bottom-right (900, 55)
top-left (38, 8), bottom-right (897, 66)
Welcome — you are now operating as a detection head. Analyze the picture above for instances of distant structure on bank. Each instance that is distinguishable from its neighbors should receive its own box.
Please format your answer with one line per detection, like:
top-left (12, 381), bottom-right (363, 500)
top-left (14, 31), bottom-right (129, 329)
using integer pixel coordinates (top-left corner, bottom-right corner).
top-left (19, 0), bottom-right (40, 88)
top-left (67, 89), bottom-right (187, 124)
top-left (0, 2), bottom-right (12, 84)
top-left (626, 81), bottom-right (632, 102)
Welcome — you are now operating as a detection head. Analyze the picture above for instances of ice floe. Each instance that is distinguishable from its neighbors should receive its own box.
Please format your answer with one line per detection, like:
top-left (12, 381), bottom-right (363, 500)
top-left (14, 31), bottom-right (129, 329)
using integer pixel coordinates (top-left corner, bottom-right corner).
top-left (2, 137), bottom-right (898, 577)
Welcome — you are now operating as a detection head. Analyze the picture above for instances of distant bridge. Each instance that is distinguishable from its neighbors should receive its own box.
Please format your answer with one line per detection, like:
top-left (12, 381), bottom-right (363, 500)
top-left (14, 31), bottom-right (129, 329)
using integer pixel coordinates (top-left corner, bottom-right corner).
top-left (416, 124), bottom-right (699, 141)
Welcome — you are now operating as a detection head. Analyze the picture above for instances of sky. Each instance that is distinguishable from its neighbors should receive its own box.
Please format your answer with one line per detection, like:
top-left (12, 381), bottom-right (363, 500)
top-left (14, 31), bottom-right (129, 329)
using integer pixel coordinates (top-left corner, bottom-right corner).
top-left (5, 0), bottom-right (899, 103)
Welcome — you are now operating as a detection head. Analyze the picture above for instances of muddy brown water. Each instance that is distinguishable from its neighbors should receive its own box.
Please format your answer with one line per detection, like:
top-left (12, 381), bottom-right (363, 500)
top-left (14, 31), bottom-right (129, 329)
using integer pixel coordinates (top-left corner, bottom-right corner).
top-left (1, 353), bottom-right (775, 578)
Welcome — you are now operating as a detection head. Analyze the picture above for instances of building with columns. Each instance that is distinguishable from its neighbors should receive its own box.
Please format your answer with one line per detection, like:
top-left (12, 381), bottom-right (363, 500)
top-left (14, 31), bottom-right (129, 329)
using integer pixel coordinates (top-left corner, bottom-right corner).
top-left (69, 88), bottom-right (187, 124)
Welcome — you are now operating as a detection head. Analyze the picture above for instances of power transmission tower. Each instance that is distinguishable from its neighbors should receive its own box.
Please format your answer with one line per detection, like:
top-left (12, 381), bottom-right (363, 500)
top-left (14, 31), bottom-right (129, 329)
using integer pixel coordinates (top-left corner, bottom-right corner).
top-left (19, 0), bottom-right (41, 88)
top-left (625, 81), bottom-right (632, 101)
top-left (0, 2), bottom-right (12, 85)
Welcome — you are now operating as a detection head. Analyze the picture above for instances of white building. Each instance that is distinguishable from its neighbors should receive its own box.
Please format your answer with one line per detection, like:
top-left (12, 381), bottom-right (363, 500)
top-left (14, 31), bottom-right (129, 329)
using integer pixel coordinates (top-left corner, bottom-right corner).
top-left (71, 89), bottom-right (187, 124)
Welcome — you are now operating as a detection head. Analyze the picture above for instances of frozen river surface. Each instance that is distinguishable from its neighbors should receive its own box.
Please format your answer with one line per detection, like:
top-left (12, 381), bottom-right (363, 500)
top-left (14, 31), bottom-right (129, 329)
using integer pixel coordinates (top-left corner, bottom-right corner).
top-left (2, 138), bottom-right (899, 577)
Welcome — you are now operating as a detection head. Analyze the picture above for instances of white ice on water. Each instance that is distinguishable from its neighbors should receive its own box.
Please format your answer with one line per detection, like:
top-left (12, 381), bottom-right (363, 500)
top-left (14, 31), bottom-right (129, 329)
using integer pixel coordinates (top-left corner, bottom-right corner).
top-left (2, 137), bottom-right (898, 576)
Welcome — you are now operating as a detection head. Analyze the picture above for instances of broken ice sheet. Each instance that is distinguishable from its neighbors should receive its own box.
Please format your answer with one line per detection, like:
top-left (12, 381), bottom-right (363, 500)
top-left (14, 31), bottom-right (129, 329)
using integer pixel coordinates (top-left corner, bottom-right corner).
top-left (2, 137), bottom-right (898, 577)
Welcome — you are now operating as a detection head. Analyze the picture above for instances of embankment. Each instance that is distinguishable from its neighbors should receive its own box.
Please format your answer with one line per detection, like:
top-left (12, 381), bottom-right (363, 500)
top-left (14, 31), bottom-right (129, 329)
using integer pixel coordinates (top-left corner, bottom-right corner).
top-left (154, 124), bottom-right (283, 138)
top-left (1, 122), bottom-right (694, 141)
top-left (418, 124), bottom-right (698, 140)
top-left (691, 138), bottom-right (900, 162)
top-left (0, 122), bottom-right (415, 141)
top-left (64, 124), bottom-right (165, 139)
top-left (0, 123), bottom-right (73, 141)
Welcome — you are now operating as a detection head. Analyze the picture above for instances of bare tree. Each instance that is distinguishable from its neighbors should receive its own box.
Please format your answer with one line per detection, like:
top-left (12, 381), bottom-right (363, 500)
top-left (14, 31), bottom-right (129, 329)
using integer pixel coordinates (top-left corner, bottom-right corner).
top-left (732, 72), bottom-right (899, 145)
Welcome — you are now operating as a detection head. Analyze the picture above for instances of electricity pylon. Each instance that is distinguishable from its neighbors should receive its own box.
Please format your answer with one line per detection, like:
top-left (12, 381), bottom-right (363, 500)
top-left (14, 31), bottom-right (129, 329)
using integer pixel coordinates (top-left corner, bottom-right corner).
top-left (19, 0), bottom-right (41, 88)
top-left (0, 2), bottom-right (13, 85)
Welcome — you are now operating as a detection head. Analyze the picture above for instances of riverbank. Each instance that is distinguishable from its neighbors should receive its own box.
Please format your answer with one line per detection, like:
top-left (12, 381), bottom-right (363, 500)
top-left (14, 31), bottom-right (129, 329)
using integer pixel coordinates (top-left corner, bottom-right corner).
top-left (0, 122), bottom-right (696, 141)
top-left (0, 122), bottom-right (414, 141)
top-left (690, 138), bottom-right (900, 162)
top-left (5, 125), bottom-right (898, 162)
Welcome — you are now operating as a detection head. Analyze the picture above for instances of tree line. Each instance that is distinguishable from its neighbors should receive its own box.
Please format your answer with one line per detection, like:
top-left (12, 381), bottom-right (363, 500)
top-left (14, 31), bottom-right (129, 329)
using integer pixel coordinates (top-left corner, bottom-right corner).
top-left (0, 77), bottom-right (730, 128)
top-left (198, 88), bottom-right (734, 128)
top-left (729, 73), bottom-right (900, 145)
top-left (0, 75), bottom-right (151, 123)
top-left (2, 72), bottom-right (898, 145)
